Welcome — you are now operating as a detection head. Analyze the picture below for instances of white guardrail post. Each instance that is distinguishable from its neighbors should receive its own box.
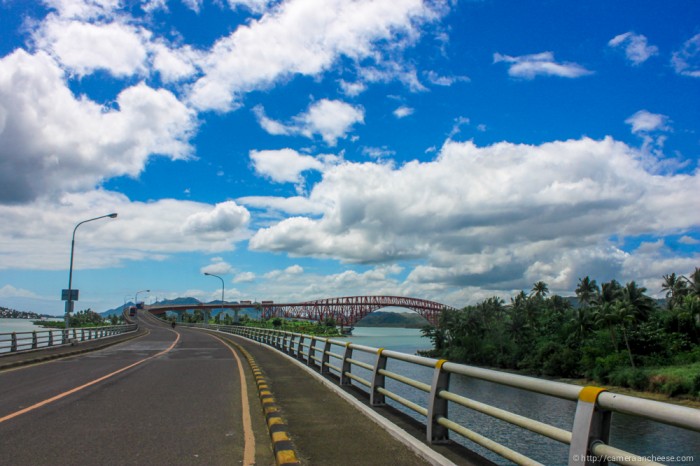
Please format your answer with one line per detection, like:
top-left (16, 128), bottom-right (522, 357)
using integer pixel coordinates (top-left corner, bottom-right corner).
top-left (296, 334), bottom-right (304, 361)
top-left (568, 386), bottom-right (611, 466)
top-left (340, 342), bottom-right (353, 385)
top-left (307, 337), bottom-right (316, 367)
top-left (321, 338), bottom-right (332, 374)
top-left (370, 348), bottom-right (388, 406)
top-left (427, 359), bottom-right (450, 444)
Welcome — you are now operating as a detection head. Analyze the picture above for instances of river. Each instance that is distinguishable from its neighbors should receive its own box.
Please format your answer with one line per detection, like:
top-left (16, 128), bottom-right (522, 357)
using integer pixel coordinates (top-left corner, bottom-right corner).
top-left (347, 327), bottom-right (699, 466)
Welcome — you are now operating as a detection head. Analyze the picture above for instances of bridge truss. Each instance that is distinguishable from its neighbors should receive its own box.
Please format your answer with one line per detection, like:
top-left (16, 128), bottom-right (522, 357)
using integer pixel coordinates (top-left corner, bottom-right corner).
top-left (147, 295), bottom-right (458, 327)
top-left (259, 296), bottom-right (458, 327)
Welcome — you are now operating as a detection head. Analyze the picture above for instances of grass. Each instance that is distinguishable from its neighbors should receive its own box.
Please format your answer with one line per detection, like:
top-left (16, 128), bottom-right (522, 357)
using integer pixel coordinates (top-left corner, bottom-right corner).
top-left (565, 362), bottom-right (700, 408)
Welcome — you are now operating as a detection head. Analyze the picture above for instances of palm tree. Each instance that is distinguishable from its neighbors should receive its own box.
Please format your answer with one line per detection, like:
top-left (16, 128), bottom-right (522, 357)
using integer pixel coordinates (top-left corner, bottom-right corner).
top-left (531, 281), bottom-right (549, 299)
top-left (575, 276), bottom-right (599, 307)
top-left (596, 279), bottom-right (623, 305)
top-left (623, 281), bottom-right (655, 322)
top-left (592, 280), bottom-right (623, 351)
top-left (592, 301), bottom-right (619, 351)
top-left (685, 267), bottom-right (700, 297)
top-left (613, 300), bottom-right (636, 368)
top-left (662, 272), bottom-right (688, 309)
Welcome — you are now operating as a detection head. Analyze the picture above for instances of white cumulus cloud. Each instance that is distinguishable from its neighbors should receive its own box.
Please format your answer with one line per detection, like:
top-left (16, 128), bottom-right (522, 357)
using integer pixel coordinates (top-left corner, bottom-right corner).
top-left (249, 137), bottom-right (700, 293)
top-left (182, 201), bottom-right (251, 235)
top-left (0, 191), bottom-right (252, 270)
top-left (188, 0), bottom-right (444, 111)
top-left (0, 50), bottom-right (196, 204)
top-left (33, 16), bottom-right (150, 78)
top-left (249, 149), bottom-right (328, 186)
top-left (493, 51), bottom-right (592, 79)
top-left (393, 106), bottom-right (415, 118)
top-left (625, 110), bottom-right (670, 134)
top-left (254, 99), bottom-right (364, 146)
top-left (672, 33), bottom-right (700, 78)
top-left (608, 32), bottom-right (659, 65)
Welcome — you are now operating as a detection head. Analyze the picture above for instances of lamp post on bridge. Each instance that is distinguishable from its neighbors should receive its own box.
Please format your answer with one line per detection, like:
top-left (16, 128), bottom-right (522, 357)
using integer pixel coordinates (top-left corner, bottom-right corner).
top-left (204, 272), bottom-right (225, 324)
top-left (63, 213), bottom-right (118, 337)
top-left (134, 289), bottom-right (150, 317)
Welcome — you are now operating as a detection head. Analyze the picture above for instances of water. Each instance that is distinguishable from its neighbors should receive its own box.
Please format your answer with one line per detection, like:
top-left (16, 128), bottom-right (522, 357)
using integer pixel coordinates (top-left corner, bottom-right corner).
top-left (0, 318), bottom-right (63, 353)
top-left (345, 327), bottom-right (700, 466)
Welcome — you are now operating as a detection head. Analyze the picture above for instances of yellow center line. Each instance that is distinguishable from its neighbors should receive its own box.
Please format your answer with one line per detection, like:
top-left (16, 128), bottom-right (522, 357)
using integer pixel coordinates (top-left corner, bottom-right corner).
top-left (0, 329), bottom-right (181, 424)
top-left (208, 333), bottom-right (256, 466)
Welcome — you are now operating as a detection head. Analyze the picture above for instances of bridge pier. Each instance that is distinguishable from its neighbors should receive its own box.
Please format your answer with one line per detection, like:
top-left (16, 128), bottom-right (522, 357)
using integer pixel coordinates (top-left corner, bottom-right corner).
top-left (174, 310), bottom-right (186, 322)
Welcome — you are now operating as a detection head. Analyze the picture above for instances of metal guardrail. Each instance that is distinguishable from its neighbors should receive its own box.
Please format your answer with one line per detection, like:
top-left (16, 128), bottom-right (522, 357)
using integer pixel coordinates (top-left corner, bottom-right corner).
top-left (0, 324), bottom-right (138, 354)
top-left (186, 323), bottom-right (699, 466)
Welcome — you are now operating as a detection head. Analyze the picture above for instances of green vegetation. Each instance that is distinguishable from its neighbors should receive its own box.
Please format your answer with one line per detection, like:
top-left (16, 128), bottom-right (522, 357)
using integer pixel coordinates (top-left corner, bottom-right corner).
top-left (33, 309), bottom-right (115, 328)
top-left (422, 268), bottom-right (700, 399)
top-left (244, 317), bottom-right (342, 337)
top-left (1, 306), bottom-right (43, 319)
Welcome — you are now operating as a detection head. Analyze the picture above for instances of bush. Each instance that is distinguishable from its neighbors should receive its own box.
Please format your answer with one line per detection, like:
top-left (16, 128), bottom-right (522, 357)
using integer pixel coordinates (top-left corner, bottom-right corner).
top-left (691, 373), bottom-right (700, 398)
top-left (591, 352), bottom-right (630, 384)
top-left (607, 367), bottom-right (648, 391)
top-left (648, 375), bottom-right (690, 397)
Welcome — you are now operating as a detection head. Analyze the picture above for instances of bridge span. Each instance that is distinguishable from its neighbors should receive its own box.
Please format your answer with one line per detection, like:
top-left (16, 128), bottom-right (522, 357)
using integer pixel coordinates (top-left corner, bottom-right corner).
top-left (146, 295), bottom-right (460, 327)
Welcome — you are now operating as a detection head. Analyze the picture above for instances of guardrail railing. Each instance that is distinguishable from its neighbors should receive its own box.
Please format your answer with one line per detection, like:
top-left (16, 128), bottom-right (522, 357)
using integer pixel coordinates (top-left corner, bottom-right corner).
top-left (0, 324), bottom-right (138, 355)
top-left (185, 323), bottom-right (699, 466)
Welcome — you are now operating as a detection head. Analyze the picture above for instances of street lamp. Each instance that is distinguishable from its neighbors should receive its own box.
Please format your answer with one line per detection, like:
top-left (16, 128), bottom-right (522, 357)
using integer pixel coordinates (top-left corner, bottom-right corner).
top-left (134, 289), bottom-right (150, 308)
top-left (204, 272), bottom-right (224, 324)
top-left (63, 213), bottom-right (118, 334)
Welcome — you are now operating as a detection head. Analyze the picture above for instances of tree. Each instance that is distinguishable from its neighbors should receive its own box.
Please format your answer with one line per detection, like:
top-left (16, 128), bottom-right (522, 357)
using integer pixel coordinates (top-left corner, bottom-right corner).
top-left (531, 281), bottom-right (549, 299)
top-left (622, 281), bottom-right (655, 322)
top-left (662, 272), bottom-right (688, 310)
top-left (685, 267), bottom-right (700, 297)
top-left (575, 276), bottom-right (599, 307)
top-left (70, 309), bottom-right (105, 327)
top-left (613, 300), bottom-right (636, 368)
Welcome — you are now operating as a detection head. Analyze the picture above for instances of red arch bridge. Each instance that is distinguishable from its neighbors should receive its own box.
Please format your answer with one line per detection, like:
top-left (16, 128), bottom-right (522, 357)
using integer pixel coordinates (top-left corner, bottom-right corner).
top-left (145, 296), bottom-right (459, 327)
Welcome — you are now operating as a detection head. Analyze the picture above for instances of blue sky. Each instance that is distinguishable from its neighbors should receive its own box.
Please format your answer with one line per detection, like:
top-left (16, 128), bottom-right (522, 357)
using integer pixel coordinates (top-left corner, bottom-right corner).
top-left (0, 0), bottom-right (698, 315)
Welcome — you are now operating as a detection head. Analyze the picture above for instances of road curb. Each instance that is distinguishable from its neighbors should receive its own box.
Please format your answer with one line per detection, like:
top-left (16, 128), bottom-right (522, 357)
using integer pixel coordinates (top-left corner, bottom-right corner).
top-left (219, 336), bottom-right (302, 466)
top-left (230, 332), bottom-right (457, 466)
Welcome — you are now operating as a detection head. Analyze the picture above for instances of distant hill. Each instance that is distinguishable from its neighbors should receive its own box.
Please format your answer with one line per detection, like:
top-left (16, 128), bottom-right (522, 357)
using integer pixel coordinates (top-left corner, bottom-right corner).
top-left (355, 311), bottom-right (429, 328)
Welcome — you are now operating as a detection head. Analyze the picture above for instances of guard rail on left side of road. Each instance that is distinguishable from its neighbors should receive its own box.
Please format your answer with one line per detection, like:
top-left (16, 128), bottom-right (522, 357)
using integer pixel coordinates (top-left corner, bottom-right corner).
top-left (0, 324), bottom-right (142, 371)
top-left (0, 324), bottom-right (138, 354)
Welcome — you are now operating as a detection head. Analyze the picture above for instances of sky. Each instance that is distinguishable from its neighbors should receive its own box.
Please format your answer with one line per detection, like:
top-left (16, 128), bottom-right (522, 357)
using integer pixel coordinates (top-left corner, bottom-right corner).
top-left (0, 0), bottom-right (699, 316)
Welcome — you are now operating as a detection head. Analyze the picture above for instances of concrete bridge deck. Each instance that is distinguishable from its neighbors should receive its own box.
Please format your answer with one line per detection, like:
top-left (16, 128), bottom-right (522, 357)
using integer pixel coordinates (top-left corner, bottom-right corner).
top-left (0, 312), bottom-right (488, 465)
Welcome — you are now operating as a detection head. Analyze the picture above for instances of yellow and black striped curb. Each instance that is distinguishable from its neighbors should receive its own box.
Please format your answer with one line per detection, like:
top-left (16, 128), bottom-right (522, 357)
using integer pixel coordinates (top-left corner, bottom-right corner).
top-left (223, 338), bottom-right (302, 466)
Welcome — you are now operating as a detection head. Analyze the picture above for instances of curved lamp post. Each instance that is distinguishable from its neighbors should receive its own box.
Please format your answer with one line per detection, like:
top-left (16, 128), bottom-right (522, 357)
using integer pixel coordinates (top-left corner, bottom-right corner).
top-left (64, 213), bottom-right (118, 333)
top-left (134, 289), bottom-right (150, 309)
top-left (204, 272), bottom-right (224, 324)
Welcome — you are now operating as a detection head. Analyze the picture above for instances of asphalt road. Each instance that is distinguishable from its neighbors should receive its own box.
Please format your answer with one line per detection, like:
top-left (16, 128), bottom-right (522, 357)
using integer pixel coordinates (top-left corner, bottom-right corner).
top-left (0, 312), bottom-right (274, 466)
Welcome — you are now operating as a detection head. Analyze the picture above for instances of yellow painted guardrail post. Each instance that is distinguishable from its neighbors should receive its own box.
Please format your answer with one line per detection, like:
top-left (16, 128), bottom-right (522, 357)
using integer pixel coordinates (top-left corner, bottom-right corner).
top-left (370, 348), bottom-right (388, 406)
top-left (427, 359), bottom-right (451, 444)
top-left (340, 342), bottom-right (353, 385)
top-left (568, 386), bottom-right (610, 466)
